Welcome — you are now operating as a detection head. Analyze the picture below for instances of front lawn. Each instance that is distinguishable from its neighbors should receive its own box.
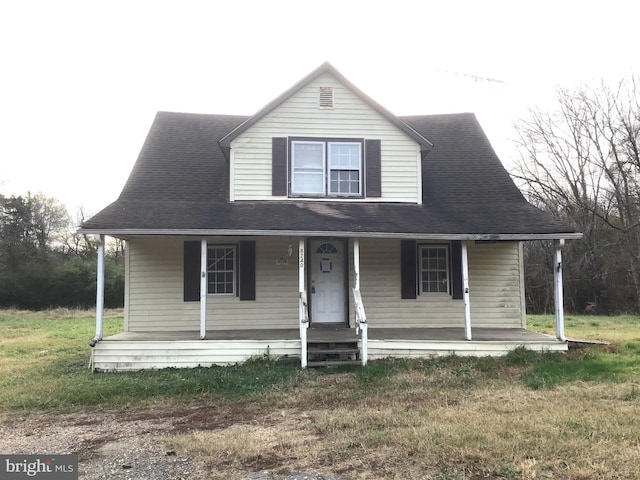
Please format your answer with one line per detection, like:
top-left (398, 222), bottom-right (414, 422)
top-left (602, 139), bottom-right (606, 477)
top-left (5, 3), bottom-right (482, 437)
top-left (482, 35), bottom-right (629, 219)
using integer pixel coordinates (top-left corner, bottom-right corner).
top-left (1, 310), bottom-right (639, 479)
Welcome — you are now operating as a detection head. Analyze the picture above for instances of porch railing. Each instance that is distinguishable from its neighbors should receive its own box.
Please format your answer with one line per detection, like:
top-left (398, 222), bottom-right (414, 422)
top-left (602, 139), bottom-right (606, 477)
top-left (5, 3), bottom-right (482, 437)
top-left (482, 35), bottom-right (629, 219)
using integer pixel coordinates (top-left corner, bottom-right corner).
top-left (299, 290), bottom-right (309, 368)
top-left (353, 288), bottom-right (368, 366)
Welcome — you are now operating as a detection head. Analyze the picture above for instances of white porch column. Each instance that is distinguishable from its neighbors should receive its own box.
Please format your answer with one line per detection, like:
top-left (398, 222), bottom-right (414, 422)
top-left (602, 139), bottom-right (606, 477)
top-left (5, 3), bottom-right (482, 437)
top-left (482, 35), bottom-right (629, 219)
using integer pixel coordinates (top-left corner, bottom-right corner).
top-left (299, 239), bottom-right (308, 368)
top-left (90, 234), bottom-right (105, 346)
top-left (554, 239), bottom-right (567, 341)
top-left (353, 239), bottom-right (368, 366)
top-left (354, 239), bottom-right (361, 291)
top-left (200, 239), bottom-right (207, 340)
top-left (462, 241), bottom-right (472, 341)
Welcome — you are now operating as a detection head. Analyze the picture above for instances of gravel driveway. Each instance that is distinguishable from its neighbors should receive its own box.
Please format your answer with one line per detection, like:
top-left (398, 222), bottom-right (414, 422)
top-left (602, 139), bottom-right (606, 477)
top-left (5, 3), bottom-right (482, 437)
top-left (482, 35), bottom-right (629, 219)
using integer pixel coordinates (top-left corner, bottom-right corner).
top-left (0, 409), bottom-right (344, 480)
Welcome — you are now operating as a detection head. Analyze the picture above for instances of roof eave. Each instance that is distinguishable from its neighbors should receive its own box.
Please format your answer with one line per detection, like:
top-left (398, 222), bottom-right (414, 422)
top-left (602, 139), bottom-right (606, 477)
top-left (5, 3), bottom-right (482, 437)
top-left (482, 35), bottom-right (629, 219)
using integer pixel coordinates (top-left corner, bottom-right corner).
top-left (78, 227), bottom-right (582, 241)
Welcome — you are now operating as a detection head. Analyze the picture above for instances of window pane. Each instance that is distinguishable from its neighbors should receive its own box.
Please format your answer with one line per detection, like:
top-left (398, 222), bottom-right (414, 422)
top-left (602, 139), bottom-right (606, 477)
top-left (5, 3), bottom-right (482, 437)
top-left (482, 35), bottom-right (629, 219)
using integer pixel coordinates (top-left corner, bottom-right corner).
top-left (329, 170), bottom-right (359, 194)
top-left (293, 143), bottom-right (323, 169)
top-left (207, 246), bottom-right (235, 295)
top-left (292, 142), bottom-right (325, 194)
top-left (420, 246), bottom-right (449, 294)
top-left (329, 143), bottom-right (360, 169)
top-left (329, 170), bottom-right (360, 194)
top-left (328, 142), bottom-right (361, 195)
top-left (293, 172), bottom-right (324, 194)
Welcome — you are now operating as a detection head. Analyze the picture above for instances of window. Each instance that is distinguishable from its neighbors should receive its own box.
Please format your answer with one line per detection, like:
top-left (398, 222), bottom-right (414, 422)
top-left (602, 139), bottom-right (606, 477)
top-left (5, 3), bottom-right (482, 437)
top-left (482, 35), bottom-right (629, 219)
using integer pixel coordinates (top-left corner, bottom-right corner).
top-left (207, 245), bottom-right (236, 295)
top-left (316, 243), bottom-right (338, 254)
top-left (329, 143), bottom-right (361, 195)
top-left (291, 141), bottom-right (325, 195)
top-left (419, 245), bottom-right (450, 294)
top-left (291, 139), bottom-right (362, 197)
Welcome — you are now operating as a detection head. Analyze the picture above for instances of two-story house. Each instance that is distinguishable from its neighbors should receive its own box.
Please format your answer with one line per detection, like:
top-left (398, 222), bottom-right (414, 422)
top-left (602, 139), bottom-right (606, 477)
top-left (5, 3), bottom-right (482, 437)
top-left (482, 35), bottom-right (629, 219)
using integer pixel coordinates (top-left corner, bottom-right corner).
top-left (80, 63), bottom-right (580, 371)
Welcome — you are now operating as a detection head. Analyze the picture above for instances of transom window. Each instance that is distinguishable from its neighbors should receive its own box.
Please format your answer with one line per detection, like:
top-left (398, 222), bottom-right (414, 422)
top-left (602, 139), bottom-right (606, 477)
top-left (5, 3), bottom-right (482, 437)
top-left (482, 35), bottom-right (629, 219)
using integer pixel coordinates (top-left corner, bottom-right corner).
top-left (207, 245), bottom-right (236, 295)
top-left (291, 139), bottom-right (362, 197)
top-left (419, 245), bottom-right (450, 294)
top-left (316, 243), bottom-right (338, 254)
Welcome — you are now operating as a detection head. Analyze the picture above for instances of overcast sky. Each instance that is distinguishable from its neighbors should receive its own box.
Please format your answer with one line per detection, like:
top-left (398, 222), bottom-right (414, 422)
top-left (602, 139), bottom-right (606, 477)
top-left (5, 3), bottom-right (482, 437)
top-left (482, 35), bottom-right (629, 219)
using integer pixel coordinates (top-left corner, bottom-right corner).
top-left (1, 0), bottom-right (638, 218)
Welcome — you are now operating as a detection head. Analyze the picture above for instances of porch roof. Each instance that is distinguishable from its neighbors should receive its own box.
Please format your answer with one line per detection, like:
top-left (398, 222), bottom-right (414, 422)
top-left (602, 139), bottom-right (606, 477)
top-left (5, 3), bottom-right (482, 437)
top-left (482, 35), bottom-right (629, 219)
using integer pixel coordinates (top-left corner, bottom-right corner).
top-left (80, 111), bottom-right (579, 240)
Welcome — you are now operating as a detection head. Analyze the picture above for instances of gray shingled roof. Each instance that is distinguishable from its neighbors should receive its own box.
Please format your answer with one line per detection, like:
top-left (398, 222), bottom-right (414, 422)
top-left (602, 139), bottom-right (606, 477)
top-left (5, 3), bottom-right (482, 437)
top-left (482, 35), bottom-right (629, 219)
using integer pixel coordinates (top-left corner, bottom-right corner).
top-left (80, 111), bottom-right (577, 239)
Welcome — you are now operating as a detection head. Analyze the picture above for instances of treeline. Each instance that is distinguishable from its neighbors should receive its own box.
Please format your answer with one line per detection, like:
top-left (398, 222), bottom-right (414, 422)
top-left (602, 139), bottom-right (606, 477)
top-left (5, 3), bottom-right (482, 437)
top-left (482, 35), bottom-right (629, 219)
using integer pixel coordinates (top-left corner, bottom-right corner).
top-left (0, 193), bottom-right (124, 309)
top-left (514, 75), bottom-right (640, 314)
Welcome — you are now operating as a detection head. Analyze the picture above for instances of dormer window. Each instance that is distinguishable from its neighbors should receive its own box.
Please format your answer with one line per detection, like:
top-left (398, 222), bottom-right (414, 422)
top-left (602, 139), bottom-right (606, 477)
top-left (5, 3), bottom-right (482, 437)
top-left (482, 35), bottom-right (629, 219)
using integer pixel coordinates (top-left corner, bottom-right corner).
top-left (271, 136), bottom-right (381, 199)
top-left (318, 87), bottom-right (334, 109)
top-left (290, 139), bottom-right (362, 197)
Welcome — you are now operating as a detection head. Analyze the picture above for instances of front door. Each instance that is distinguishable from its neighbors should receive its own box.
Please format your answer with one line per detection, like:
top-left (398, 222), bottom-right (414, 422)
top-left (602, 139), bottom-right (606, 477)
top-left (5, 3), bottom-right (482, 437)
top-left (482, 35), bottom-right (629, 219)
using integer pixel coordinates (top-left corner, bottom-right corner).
top-left (310, 239), bottom-right (347, 324)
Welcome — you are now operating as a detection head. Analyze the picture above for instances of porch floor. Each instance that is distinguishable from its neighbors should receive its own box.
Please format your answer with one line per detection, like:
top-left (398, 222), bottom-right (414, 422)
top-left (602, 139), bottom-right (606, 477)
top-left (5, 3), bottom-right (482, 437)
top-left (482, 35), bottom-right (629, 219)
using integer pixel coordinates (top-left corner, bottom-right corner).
top-left (103, 327), bottom-right (559, 344)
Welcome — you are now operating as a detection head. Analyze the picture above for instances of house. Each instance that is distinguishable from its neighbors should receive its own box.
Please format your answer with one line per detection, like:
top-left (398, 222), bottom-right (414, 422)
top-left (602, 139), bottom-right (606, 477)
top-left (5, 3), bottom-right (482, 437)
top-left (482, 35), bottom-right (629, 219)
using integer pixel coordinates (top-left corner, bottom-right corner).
top-left (80, 62), bottom-right (580, 371)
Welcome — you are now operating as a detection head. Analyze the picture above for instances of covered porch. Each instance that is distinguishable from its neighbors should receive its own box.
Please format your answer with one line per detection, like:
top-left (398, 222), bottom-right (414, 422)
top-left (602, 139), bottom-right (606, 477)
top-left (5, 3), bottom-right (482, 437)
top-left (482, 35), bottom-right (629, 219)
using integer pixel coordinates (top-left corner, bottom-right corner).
top-left (89, 236), bottom-right (572, 371)
top-left (91, 326), bottom-right (567, 371)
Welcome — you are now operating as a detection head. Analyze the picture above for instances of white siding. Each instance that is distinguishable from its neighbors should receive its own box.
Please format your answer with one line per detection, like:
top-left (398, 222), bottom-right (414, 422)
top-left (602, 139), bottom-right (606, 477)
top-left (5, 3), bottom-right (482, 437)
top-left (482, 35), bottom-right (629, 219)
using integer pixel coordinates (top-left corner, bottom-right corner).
top-left (231, 72), bottom-right (421, 203)
top-left (353, 239), bottom-right (523, 329)
top-left (366, 339), bottom-right (567, 360)
top-left (92, 340), bottom-right (300, 371)
top-left (126, 236), bottom-right (300, 332)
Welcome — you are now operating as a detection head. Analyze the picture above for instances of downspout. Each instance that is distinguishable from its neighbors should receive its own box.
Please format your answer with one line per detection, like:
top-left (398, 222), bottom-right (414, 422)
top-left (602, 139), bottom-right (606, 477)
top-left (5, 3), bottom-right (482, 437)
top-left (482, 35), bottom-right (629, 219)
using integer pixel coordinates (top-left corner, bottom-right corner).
top-left (554, 239), bottom-right (567, 342)
top-left (89, 234), bottom-right (105, 347)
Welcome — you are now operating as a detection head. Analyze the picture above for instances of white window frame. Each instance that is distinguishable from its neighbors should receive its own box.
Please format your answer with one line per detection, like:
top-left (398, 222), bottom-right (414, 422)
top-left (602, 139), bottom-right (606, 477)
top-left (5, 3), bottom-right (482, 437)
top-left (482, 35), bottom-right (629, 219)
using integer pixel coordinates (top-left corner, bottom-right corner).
top-left (419, 244), bottom-right (450, 295)
top-left (290, 139), bottom-right (363, 198)
top-left (328, 142), bottom-right (362, 196)
top-left (291, 140), bottom-right (326, 196)
top-left (207, 245), bottom-right (236, 296)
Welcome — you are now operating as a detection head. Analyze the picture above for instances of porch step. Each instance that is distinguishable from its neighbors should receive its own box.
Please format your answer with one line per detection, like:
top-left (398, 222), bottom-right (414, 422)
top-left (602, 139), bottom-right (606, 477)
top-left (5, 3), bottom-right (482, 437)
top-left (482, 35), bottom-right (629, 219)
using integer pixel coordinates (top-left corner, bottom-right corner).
top-left (307, 360), bottom-right (361, 368)
top-left (307, 347), bottom-right (359, 355)
top-left (307, 341), bottom-right (360, 367)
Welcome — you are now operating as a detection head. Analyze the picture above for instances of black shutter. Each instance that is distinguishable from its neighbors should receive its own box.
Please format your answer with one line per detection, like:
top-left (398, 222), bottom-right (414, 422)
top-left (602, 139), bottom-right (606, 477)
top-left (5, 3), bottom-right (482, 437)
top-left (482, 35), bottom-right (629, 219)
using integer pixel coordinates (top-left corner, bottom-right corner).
top-left (239, 241), bottom-right (256, 301)
top-left (272, 137), bottom-right (287, 196)
top-left (401, 240), bottom-right (417, 299)
top-left (184, 241), bottom-right (201, 302)
top-left (365, 139), bottom-right (381, 197)
top-left (451, 241), bottom-right (463, 300)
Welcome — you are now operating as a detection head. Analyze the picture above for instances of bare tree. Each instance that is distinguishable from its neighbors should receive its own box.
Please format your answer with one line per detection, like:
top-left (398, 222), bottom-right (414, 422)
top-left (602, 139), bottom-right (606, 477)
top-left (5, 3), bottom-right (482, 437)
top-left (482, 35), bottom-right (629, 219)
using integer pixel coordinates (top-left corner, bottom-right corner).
top-left (513, 76), bottom-right (640, 313)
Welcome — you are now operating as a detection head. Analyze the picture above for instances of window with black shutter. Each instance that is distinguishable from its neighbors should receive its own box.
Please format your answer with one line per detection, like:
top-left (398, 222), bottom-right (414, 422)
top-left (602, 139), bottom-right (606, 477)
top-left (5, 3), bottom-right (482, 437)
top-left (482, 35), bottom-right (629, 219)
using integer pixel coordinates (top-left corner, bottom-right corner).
top-left (183, 241), bottom-right (256, 302)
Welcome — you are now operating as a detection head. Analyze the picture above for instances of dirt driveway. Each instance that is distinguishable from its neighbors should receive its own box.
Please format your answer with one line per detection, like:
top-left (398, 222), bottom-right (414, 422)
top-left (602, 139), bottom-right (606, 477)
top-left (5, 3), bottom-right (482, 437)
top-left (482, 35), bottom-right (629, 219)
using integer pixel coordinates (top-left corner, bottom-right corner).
top-left (0, 407), bottom-right (342, 480)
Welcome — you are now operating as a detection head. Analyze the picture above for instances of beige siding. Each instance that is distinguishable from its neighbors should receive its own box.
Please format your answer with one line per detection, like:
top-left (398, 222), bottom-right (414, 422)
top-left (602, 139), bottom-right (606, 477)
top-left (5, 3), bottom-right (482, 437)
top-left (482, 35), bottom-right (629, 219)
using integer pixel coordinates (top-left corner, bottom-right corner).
top-left (231, 72), bottom-right (421, 203)
top-left (468, 242), bottom-right (524, 328)
top-left (354, 239), bottom-right (523, 329)
top-left (355, 238), bottom-right (463, 328)
top-left (126, 236), bottom-right (300, 332)
top-left (125, 237), bottom-right (523, 333)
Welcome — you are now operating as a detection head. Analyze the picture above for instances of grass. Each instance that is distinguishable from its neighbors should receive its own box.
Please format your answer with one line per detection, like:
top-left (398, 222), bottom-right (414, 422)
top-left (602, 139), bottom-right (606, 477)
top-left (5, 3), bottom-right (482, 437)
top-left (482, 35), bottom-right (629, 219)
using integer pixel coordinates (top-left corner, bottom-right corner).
top-left (1, 310), bottom-right (640, 479)
top-left (527, 313), bottom-right (640, 342)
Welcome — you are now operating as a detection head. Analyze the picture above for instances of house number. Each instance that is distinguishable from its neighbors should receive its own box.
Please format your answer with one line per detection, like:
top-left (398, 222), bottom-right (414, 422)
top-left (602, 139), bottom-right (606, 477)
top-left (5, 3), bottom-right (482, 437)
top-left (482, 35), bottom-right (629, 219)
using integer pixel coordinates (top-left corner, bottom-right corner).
top-left (299, 249), bottom-right (304, 268)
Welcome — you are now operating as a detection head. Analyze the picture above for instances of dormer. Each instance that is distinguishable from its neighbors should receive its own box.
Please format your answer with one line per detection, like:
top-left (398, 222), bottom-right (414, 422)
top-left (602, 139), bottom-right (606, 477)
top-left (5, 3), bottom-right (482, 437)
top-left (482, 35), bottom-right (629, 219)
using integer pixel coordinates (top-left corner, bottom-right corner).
top-left (219, 63), bottom-right (433, 203)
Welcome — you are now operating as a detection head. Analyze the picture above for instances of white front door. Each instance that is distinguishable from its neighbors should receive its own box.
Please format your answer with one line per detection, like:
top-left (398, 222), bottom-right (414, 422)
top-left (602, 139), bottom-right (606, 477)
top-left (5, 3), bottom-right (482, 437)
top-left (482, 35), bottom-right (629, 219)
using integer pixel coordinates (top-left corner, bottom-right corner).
top-left (310, 239), bottom-right (347, 324)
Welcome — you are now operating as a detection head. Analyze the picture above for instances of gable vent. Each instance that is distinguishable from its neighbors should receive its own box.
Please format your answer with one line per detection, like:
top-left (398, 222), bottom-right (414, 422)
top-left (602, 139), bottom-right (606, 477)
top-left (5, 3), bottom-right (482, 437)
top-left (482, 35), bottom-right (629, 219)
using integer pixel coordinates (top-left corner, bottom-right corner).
top-left (318, 86), bottom-right (334, 109)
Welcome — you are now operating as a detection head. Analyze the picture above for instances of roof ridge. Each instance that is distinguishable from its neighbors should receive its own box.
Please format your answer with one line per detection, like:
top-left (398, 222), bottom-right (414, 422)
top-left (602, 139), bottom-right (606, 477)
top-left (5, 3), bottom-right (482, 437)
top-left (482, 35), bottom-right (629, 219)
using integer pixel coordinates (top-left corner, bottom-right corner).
top-left (218, 62), bottom-right (433, 151)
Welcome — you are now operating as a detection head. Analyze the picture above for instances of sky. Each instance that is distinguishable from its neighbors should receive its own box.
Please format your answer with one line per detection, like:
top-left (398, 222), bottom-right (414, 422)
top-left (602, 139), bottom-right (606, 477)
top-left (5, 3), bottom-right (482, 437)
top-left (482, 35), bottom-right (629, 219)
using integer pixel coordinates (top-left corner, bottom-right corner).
top-left (1, 0), bottom-right (638, 220)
